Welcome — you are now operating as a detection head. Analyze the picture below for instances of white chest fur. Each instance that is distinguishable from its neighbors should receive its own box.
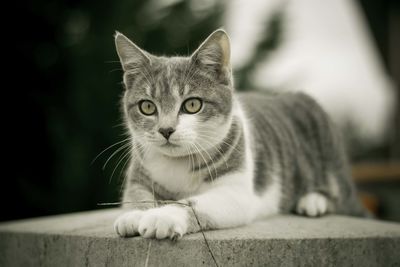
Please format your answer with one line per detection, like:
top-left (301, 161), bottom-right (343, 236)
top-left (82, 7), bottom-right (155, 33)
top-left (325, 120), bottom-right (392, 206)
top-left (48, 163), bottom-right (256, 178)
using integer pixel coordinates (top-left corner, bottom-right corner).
top-left (142, 149), bottom-right (202, 197)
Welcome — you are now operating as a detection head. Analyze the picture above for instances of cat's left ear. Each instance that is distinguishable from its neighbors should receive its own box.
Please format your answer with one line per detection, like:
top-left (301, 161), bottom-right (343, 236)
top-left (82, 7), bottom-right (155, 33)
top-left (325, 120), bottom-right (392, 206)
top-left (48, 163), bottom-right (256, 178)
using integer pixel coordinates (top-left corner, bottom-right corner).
top-left (191, 29), bottom-right (232, 83)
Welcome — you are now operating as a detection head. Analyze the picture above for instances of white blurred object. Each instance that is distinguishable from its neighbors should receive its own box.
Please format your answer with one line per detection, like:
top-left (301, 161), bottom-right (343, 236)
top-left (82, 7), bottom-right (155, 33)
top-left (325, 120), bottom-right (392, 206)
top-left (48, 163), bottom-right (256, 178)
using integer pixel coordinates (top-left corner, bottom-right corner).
top-left (225, 0), bottom-right (396, 145)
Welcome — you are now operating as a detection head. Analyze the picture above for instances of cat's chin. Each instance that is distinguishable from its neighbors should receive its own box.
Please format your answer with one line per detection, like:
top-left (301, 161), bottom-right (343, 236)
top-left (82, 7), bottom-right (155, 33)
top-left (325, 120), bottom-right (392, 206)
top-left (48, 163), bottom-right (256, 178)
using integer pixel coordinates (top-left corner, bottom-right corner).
top-left (154, 145), bottom-right (189, 158)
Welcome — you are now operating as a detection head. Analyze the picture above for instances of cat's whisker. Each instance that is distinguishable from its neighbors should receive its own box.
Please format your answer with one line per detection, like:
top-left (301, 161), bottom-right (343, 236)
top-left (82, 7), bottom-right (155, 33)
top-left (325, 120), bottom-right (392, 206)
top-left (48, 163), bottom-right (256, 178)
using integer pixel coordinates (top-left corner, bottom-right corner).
top-left (91, 137), bottom-right (131, 165)
top-left (130, 140), bottom-right (147, 157)
top-left (112, 122), bottom-right (127, 129)
top-left (192, 142), bottom-right (214, 183)
top-left (102, 135), bottom-right (145, 172)
top-left (118, 131), bottom-right (132, 137)
top-left (109, 68), bottom-right (123, 73)
top-left (187, 142), bottom-right (201, 177)
top-left (187, 143), bottom-right (197, 181)
top-left (104, 60), bottom-right (121, 64)
top-left (118, 151), bottom-right (132, 183)
top-left (109, 140), bottom-right (144, 184)
top-left (189, 147), bottom-right (196, 180)
top-left (196, 136), bottom-right (229, 170)
top-left (196, 132), bottom-right (242, 154)
top-left (118, 142), bottom-right (147, 194)
top-left (190, 145), bottom-right (196, 173)
top-left (182, 144), bottom-right (193, 177)
top-left (109, 147), bottom-right (131, 184)
top-left (194, 141), bottom-right (218, 180)
top-left (102, 142), bottom-right (132, 170)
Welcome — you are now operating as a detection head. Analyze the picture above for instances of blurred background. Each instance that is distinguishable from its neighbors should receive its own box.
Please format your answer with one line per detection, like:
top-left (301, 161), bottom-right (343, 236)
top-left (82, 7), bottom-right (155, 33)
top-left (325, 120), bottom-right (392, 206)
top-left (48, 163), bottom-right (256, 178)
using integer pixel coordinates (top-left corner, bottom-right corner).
top-left (3, 0), bottom-right (399, 222)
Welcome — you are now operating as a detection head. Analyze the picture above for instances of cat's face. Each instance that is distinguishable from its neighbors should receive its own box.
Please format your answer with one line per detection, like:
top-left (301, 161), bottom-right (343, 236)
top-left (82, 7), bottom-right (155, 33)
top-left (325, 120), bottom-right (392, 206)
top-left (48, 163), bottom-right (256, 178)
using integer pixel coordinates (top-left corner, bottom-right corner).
top-left (115, 30), bottom-right (233, 157)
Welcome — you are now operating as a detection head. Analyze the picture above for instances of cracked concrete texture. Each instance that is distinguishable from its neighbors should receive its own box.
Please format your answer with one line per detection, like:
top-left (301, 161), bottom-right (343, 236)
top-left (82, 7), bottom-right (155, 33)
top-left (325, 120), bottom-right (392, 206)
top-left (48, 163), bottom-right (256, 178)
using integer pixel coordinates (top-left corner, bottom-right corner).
top-left (0, 209), bottom-right (399, 266)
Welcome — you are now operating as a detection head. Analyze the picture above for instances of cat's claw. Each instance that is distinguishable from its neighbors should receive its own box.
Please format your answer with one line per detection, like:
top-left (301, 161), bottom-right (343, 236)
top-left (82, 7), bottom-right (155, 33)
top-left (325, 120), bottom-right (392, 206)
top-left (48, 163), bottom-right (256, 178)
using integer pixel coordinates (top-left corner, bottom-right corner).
top-left (138, 207), bottom-right (186, 239)
top-left (170, 232), bottom-right (182, 242)
top-left (296, 192), bottom-right (328, 217)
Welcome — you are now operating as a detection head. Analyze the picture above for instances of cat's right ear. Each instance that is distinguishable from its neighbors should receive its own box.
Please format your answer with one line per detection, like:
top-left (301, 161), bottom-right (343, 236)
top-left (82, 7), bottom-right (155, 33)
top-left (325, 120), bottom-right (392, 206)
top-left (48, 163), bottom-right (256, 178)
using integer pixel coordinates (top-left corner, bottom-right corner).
top-left (114, 31), bottom-right (150, 71)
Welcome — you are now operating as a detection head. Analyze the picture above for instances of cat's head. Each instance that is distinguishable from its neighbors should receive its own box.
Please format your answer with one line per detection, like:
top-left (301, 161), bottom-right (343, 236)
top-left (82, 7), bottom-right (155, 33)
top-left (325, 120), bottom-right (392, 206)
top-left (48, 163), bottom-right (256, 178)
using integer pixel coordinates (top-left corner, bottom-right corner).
top-left (115, 29), bottom-right (234, 157)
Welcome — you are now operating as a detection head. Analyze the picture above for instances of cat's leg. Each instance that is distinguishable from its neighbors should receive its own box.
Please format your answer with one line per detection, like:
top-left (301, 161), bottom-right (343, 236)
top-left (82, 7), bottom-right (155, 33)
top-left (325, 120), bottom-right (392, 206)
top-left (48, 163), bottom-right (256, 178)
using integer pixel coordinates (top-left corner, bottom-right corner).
top-left (115, 196), bottom-right (188, 239)
top-left (134, 172), bottom-right (275, 239)
top-left (114, 183), bottom-right (156, 237)
top-left (296, 192), bottom-right (329, 217)
top-left (294, 158), bottom-right (331, 217)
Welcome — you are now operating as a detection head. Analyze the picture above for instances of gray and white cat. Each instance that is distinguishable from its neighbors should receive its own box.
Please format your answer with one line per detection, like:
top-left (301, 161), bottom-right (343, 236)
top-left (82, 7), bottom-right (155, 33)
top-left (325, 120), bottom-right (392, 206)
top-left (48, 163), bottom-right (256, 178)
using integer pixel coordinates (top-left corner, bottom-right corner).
top-left (113, 29), bottom-right (367, 239)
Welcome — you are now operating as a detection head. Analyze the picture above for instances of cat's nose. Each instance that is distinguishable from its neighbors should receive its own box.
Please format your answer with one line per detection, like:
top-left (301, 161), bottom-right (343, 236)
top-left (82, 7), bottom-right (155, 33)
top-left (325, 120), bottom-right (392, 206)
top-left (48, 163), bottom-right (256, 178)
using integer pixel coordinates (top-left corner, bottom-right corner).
top-left (158, 127), bottom-right (175, 140)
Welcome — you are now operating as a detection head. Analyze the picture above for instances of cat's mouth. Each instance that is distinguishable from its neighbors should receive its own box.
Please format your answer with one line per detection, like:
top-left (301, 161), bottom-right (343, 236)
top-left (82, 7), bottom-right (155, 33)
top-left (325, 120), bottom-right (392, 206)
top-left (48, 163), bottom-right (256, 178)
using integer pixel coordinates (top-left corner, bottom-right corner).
top-left (161, 141), bottom-right (179, 148)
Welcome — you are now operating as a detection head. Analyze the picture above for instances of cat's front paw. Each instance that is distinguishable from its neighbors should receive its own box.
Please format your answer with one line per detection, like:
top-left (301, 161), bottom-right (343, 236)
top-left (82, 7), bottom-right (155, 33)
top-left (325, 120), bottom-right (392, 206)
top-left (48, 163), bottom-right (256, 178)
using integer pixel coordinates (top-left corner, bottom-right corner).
top-left (138, 206), bottom-right (189, 240)
top-left (114, 210), bottom-right (144, 237)
top-left (296, 192), bottom-right (328, 217)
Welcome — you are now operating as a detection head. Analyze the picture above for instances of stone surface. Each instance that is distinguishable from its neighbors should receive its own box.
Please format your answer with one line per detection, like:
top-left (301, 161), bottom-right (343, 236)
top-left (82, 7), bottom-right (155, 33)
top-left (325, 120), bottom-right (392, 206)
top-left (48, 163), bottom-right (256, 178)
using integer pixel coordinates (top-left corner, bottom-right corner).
top-left (1, 209), bottom-right (400, 266)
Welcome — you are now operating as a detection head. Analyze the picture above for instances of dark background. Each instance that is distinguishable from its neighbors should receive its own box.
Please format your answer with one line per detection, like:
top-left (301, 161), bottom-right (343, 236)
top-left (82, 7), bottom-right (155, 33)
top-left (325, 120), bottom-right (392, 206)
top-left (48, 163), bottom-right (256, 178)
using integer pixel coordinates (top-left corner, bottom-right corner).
top-left (2, 0), bottom-right (399, 222)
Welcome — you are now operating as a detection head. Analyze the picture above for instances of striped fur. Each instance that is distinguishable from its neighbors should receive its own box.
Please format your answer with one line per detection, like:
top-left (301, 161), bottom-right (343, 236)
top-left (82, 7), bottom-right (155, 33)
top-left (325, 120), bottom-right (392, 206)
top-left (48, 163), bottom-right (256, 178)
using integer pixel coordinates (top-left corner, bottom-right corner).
top-left (113, 30), bottom-right (366, 239)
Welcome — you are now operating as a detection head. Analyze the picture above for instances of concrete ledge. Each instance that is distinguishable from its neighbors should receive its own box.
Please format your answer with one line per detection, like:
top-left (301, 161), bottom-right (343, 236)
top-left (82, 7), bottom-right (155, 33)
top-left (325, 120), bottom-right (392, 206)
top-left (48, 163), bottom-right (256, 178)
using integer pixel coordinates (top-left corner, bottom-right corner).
top-left (1, 209), bottom-right (400, 266)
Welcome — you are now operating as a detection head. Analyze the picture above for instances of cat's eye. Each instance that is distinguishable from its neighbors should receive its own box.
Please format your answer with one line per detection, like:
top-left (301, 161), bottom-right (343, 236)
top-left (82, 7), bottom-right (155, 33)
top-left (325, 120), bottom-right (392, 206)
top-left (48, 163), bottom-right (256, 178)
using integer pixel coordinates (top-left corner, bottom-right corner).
top-left (182, 98), bottom-right (202, 114)
top-left (139, 100), bottom-right (156, 115)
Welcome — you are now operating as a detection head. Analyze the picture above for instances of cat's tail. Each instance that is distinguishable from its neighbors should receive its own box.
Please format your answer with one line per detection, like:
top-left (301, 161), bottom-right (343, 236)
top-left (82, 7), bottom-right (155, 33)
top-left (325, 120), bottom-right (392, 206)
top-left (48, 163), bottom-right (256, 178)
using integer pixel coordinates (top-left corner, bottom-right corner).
top-left (340, 188), bottom-right (374, 218)
top-left (351, 202), bottom-right (374, 218)
top-left (333, 173), bottom-right (374, 218)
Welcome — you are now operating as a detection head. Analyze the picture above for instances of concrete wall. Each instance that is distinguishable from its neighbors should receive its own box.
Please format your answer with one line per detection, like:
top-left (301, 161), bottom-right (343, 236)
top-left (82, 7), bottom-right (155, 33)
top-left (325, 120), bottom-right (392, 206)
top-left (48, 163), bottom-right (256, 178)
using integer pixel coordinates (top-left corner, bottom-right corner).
top-left (1, 209), bottom-right (399, 266)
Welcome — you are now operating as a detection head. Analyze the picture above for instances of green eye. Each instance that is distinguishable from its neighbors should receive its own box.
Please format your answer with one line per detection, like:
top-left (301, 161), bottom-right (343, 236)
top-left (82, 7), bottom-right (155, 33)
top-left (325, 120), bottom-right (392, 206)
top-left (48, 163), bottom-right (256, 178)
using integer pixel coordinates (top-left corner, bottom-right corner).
top-left (182, 98), bottom-right (202, 114)
top-left (139, 100), bottom-right (156, 115)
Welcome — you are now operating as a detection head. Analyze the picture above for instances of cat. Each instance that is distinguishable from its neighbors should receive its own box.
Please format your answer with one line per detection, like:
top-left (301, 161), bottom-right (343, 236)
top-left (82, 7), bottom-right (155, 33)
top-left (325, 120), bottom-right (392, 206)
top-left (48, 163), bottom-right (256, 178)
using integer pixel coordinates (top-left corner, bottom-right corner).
top-left (113, 29), bottom-right (367, 240)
